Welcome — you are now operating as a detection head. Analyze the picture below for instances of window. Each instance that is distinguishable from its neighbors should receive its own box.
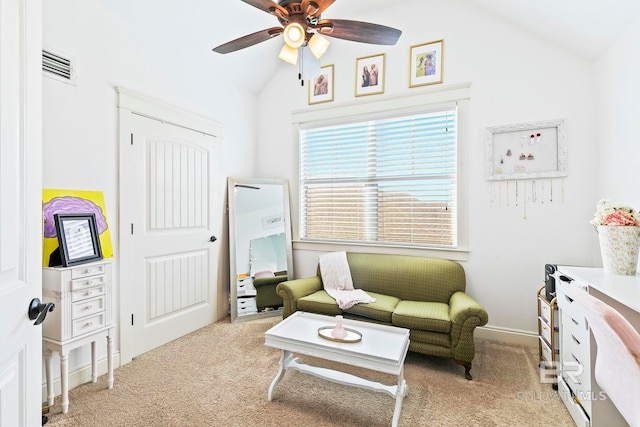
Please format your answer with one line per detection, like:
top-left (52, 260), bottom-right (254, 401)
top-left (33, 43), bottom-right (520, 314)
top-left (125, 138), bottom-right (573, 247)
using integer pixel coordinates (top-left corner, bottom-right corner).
top-left (299, 103), bottom-right (460, 249)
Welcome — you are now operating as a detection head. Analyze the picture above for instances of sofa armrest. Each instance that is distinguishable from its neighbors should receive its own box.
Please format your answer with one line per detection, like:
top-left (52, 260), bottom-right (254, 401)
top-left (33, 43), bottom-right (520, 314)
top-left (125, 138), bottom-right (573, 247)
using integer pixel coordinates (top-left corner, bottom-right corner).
top-left (276, 276), bottom-right (323, 318)
top-left (450, 291), bottom-right (489, 326)
top-left (253, 275), bottom-right (288, 289)
top-left (449, 291), bottom-right (489, 363)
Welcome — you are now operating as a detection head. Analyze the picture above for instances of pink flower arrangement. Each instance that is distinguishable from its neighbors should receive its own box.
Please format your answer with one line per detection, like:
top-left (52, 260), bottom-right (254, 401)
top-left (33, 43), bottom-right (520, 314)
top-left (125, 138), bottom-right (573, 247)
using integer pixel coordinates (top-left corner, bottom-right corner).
top-left (591, 199), bottom-right (639, 227)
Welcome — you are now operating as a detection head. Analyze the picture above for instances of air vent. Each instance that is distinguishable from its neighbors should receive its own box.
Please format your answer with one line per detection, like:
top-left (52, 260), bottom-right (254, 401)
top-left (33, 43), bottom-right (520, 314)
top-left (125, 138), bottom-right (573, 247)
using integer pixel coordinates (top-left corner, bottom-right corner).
top-left (42, 49), bottom-right (76, 84)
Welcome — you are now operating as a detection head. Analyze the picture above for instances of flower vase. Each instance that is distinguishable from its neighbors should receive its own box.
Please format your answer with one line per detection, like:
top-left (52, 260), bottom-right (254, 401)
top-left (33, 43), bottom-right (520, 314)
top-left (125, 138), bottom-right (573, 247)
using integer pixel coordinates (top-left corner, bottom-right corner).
top-left (331, 315), bottom-right (348, 340)
top-left (597, 225), bottom-right (640, 275)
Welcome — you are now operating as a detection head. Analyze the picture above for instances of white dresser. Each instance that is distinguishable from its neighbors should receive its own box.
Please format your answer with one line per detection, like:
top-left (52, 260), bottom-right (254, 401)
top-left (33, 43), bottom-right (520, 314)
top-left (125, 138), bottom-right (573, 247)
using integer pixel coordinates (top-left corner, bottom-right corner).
top-left (237, 277), bottom-right (258, 316)
top-left (42, 259), bottom-right (115, 414)
top-left (556, 266), bottom-right (640, 426)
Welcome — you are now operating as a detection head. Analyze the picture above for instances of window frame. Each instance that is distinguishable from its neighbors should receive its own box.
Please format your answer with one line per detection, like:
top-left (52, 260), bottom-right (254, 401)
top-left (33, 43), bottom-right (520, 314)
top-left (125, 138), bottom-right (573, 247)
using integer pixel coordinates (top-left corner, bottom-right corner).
top-left (291, 83), bottom-right (470, 260)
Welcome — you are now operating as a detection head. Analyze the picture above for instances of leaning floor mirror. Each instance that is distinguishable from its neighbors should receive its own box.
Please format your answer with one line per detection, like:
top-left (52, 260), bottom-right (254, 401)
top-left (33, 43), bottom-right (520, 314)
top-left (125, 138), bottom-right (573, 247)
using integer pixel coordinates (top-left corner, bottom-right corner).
top-left (228, 177), bottom-right (293, 323)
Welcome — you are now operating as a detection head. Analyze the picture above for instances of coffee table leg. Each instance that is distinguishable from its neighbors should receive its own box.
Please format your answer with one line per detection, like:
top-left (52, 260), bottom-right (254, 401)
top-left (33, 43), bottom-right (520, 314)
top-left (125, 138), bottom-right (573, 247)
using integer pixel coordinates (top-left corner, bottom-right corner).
top-left (392, 367), bottom-right (408, 427)
top-left (268, 350), bottom-right (293, 401)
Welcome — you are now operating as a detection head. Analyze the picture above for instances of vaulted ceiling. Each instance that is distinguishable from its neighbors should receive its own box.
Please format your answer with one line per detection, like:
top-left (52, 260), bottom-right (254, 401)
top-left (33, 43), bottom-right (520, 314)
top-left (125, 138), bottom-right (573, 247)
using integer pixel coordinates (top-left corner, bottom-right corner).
top-left (132, 0), bottom-right (640, 95)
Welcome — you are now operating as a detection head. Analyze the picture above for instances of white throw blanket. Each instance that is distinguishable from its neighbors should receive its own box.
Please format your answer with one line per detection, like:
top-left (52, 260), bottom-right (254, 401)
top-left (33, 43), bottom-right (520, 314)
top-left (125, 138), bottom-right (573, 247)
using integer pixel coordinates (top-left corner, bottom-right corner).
top-left (319, 251), bottom-right (376, 310)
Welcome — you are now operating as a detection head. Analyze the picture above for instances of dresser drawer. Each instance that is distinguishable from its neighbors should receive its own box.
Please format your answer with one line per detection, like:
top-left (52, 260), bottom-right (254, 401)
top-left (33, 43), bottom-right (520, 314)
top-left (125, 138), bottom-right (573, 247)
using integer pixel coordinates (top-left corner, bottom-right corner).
top-left (539, 317), bottom-right (553, 345)
top-left (563, 344), bottom-right (591, 395)
top-left (71, 274), bottom-right (107, 292)
top-left (237, 297), bottom-right (257, 310)
top-left (539, 336), bottom-right (553, 364)
top-left (557, 289), bottom-right (587, 323)
top-left (72, 295), bottom-right (105, 319)
top-left (71, 263), bottom-right (106, 279)
top-left (563, 352), bottom-right (587, 387)
top-left (238, 305), bottom-right (258, 316)
top-left (71, 285), bottom-right (105, 303)
top-left (564, 372), bottom-right (592, 417)
top-left (237, 297), bottom-right (258, 316)
top-left (558, 380), bottom-right (590, 427)
top-left (562, 314), bottom-right (589, 346)
top-left (72, 312), bottom-right (106, 337)
top-left (539, 298), bottom-right (553, 323)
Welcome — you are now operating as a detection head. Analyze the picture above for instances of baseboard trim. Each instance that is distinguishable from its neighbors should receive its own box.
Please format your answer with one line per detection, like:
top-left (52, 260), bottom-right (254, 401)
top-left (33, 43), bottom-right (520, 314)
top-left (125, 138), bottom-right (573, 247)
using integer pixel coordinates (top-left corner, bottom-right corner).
top-left (475, 325), bottom-right (538, 348)
top-left (41, 352), bottom-right (121, 404)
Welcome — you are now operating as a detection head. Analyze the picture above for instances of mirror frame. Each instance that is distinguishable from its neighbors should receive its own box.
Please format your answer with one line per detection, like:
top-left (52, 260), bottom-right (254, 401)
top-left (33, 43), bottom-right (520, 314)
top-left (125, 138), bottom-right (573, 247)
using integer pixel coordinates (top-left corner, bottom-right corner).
top-left (228, 177), bottom-right (293, 323)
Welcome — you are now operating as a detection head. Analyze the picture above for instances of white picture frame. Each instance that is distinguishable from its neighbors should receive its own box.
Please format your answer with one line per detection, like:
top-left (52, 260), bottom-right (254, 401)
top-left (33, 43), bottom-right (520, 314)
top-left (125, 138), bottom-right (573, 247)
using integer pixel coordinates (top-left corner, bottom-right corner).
top-left (485, 118), bottom-right (568, 181)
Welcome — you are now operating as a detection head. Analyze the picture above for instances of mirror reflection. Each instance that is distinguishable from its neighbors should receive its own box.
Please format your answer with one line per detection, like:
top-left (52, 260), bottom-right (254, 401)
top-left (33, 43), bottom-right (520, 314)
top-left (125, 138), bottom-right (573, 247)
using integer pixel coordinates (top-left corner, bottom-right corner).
top-left (228, 177), bottom-right (293, 322)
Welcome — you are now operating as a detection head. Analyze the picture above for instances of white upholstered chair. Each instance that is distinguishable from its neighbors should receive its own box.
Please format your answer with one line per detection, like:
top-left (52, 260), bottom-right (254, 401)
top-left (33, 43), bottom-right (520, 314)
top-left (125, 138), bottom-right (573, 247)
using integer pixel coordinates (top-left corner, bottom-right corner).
top-left (563, 285), bottom-right (640, 426)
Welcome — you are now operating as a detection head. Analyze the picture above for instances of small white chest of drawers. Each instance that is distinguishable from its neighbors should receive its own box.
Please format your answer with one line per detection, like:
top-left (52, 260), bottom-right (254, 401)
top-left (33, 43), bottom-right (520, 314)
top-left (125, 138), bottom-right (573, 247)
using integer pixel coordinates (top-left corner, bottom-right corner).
top-left (42, 259), bottom-right (115, 414)
top-left (555, 266), bottom-right (635, 426)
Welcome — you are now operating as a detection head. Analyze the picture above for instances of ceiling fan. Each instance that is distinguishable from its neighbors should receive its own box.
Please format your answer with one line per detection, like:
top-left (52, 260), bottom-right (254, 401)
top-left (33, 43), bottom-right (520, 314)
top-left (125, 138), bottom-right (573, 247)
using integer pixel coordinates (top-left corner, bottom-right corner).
top-left (212, 0), bottom-right (402, 65)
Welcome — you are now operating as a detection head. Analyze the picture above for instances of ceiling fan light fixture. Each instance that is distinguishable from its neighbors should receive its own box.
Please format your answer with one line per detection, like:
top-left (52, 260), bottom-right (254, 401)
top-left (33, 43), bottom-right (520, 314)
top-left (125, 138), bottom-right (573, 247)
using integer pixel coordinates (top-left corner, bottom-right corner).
top-left (278, 44), bottom-right (298, 64)
top-left (283, 22), bottom-right (306, 48)
top-left (308, 33), bottom-right (330, 59)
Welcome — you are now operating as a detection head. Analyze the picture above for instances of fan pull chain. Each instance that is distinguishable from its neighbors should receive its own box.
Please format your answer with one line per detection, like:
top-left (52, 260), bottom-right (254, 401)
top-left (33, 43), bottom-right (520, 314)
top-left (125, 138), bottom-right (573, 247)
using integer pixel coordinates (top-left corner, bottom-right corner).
top-left (298, 49), bottom-right (304, 86)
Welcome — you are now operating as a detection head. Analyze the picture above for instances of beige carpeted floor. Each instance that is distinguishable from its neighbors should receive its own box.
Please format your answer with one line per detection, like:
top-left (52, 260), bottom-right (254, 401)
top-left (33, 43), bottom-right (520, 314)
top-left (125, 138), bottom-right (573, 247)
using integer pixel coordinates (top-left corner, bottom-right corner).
top-left (45, 316), bottom-right (574, 426)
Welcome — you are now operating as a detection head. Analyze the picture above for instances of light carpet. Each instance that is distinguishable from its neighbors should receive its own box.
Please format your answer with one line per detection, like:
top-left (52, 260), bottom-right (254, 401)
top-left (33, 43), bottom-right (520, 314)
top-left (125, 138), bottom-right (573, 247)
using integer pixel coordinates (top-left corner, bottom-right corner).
top-left (46, 316), bottom-right (574, 426)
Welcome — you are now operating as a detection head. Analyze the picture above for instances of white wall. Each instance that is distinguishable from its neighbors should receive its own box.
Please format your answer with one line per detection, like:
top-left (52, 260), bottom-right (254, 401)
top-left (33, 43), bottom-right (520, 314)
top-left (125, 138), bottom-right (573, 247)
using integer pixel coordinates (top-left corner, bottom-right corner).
top-left (256, 0), bottom-right (602, 336)
top-left (42, 0), bottom-right (259, 388)
top-left (595, 15), bottom-right (640, 206)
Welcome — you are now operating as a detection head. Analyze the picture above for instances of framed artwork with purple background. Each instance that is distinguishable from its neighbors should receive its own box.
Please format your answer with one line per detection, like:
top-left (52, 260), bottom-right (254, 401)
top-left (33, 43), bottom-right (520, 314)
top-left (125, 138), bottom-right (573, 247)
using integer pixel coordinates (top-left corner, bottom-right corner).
top-left (42, 188), bottom-right (113, 266)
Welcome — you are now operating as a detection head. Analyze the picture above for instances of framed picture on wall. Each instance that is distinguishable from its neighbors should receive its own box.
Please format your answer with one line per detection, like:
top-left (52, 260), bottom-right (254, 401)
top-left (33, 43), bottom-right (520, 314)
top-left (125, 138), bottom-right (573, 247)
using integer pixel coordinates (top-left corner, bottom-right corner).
top-left (409, 39), bottom-right (444, 88)
top-left (355, 53), bottom-right (385, 97)
top-left (308, 64), bottom-right (334, 105)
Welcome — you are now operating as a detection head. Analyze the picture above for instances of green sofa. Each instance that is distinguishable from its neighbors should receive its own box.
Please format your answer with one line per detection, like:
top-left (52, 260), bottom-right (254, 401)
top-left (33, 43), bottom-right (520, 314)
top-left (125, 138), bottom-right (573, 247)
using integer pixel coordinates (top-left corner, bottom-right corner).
top-left (276, 252), bottom-right (489, 379)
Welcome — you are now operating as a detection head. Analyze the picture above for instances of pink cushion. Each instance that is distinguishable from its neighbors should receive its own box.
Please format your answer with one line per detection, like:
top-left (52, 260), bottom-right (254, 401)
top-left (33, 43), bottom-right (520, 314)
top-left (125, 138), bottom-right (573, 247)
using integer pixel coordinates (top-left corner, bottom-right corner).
top-left (254, 270), bottom-right (275, 279)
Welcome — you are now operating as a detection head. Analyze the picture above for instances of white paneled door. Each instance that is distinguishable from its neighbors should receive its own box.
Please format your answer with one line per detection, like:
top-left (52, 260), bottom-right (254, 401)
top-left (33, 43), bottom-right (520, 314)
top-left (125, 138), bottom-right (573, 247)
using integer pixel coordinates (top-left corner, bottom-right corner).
top-left (0, 0), bottom-right (42, 426)
top-left (118, 89), bottom-right (222, 364)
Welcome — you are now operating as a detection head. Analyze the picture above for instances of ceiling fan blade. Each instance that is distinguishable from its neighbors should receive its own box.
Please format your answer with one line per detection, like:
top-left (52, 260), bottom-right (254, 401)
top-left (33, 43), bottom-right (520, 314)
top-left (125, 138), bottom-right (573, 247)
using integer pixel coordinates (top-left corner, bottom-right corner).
top-left (241, 0), bottom-right (288, 16)
top-left (213, 27), bottom-right (283, 54)
top-left (317, 19), bottom-right (402, 45)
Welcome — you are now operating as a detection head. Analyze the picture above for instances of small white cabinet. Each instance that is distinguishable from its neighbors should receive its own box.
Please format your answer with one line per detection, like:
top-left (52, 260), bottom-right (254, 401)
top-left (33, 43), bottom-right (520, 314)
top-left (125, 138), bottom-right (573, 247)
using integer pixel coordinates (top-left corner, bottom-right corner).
top-left (42, 259), bottom-right (115, 414)
top-left (555, 266), bottom-right (634, 427)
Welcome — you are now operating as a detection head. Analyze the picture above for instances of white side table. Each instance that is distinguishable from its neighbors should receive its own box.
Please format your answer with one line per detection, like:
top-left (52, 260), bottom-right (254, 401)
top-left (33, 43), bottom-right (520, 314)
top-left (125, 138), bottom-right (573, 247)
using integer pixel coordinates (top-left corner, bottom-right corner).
top-left (43, 325), bottom-right (114, 414)
top-left (42, 259), bottom-right (115, 414)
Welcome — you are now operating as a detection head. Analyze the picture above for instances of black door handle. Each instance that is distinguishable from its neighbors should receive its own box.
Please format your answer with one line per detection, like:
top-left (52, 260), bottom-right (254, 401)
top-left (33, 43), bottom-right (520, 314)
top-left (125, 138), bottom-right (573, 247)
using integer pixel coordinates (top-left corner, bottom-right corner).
top-left (28, 298), bottom-right (55, 326)
top-left (209, 235), bottom-right (217, 243)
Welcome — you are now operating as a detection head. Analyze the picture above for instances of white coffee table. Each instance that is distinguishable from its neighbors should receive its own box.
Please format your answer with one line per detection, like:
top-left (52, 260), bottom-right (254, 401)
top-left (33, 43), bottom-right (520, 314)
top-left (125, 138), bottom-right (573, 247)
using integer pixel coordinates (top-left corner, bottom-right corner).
top-left (264, 311), bottom-right (410, 427)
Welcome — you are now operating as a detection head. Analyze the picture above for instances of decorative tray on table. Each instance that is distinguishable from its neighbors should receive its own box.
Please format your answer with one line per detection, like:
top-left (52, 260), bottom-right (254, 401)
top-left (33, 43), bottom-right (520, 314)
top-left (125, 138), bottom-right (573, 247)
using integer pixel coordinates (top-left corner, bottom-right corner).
top-left (317, 326), bottom-right (363, 343)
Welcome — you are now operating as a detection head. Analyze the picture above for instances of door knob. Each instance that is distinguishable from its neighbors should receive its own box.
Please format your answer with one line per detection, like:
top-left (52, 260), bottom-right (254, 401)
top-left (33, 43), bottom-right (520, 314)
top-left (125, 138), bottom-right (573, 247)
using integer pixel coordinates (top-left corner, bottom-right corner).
top-left (209, 235), bottom-right (217, 243)
top-left (28, 298), bottom-right (55, 326)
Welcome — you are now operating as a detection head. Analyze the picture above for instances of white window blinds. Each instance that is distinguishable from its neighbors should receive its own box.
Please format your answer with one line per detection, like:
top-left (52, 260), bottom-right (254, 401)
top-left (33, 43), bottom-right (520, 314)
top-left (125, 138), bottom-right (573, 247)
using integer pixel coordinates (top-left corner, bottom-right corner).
top-left (300, 105), bottom-right (458, 247)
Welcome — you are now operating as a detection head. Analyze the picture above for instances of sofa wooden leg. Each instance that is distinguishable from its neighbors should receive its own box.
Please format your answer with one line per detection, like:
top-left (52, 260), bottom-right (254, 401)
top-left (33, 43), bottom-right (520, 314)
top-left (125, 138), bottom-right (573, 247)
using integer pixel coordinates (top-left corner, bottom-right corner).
top-left (455, 360), bottom-right (472, 380)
